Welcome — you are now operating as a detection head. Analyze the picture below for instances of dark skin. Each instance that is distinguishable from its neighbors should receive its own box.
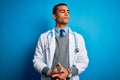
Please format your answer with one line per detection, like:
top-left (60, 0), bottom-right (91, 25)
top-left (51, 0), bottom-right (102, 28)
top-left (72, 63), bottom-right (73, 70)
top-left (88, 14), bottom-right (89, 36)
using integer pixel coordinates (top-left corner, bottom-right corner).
top-left (48, 5), bottom-right (70, 80)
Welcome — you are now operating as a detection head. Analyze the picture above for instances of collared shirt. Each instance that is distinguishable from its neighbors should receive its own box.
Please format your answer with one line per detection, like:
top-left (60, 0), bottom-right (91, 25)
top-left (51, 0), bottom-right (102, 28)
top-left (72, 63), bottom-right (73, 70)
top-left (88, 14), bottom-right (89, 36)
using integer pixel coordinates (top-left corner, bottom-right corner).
top-left (55, 26), bottom-right (69, 37)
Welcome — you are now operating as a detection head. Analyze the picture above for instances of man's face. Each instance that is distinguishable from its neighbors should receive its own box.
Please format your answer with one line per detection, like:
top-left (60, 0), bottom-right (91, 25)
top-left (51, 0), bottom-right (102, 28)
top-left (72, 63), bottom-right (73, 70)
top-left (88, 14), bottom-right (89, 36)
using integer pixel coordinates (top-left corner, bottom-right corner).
top-left (53, 5), bottom-right (70, 25)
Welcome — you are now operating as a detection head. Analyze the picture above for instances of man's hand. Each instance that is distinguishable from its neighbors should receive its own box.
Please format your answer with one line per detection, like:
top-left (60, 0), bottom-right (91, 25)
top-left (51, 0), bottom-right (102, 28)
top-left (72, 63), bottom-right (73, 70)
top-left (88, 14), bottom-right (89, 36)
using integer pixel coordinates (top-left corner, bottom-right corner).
top-left (48, 65), bottom-right (58, 77)
top-left (52, 63), bottom-right (69, 80)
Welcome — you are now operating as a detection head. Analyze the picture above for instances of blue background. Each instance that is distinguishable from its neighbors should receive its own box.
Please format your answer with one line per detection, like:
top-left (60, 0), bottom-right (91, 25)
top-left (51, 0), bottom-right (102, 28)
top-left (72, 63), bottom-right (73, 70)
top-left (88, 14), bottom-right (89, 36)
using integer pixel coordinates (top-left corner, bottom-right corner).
top-left (0, 0), bottom-right (120, 80)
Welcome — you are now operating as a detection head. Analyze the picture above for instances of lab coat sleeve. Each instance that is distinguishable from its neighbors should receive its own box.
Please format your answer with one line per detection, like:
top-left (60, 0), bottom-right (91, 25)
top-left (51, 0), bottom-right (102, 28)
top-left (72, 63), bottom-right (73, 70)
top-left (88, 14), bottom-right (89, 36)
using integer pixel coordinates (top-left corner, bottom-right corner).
top-left (73, 33), bottom-right (89, 74)
top-left (33, 34), bottom-right (48, 74)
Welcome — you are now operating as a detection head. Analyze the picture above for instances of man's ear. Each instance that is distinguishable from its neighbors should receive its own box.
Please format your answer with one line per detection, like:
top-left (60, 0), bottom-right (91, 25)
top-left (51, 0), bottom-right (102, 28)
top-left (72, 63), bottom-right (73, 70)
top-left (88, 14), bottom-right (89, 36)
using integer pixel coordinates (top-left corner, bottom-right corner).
top-left (52, 14), bottom-right (56, 19)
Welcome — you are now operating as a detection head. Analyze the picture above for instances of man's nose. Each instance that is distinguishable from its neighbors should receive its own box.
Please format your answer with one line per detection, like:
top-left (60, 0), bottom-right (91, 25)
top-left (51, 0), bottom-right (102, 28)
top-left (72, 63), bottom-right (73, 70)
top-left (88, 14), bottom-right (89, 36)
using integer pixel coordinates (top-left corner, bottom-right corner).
top-left (65, 12), bottom-right (69, 16)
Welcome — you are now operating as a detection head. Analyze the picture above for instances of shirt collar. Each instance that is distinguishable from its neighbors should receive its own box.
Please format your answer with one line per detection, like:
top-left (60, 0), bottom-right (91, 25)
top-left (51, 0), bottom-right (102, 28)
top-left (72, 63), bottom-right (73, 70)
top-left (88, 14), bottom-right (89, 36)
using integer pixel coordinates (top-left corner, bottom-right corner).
top-left (55, 26), bottom-right (69, 37)
top-left (55, 26), bottom-right (68, 32)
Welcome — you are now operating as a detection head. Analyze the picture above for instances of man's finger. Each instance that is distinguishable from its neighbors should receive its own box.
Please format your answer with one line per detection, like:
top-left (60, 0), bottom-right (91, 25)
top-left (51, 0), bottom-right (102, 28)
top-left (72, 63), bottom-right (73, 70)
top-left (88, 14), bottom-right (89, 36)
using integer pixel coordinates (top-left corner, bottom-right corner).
top-left (53, 71), bottom-right (64, 74)
top-left (56, 79), bottom-right (59, 80)
top-left (52, 73), bottom-right (60, 78)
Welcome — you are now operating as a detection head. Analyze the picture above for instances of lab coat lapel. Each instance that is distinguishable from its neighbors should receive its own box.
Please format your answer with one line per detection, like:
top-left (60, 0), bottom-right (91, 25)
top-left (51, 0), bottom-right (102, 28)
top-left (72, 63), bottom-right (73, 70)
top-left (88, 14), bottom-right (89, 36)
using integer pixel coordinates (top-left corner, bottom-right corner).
top-left (48, 29), bottom-right (56, 68)
top-left (69, 28), bottom-right (75, 67)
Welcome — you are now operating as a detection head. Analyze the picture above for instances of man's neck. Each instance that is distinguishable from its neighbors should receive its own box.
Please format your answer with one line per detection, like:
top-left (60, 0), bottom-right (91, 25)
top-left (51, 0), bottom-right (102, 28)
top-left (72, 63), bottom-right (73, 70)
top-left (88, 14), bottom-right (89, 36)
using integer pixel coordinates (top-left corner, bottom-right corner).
top-left (56, 23), bottom-right (67, 29)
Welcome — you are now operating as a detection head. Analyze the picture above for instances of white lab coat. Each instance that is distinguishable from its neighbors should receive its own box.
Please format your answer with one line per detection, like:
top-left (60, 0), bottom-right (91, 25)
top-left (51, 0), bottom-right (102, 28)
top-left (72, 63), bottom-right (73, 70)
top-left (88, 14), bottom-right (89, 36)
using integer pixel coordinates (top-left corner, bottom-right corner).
top-left (33, 27), bottom-right (89, 80)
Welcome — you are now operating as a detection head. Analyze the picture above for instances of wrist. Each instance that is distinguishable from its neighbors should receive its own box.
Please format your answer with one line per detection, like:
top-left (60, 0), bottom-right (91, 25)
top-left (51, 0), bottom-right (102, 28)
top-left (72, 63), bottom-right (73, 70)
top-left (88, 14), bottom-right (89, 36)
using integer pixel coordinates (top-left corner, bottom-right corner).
top-left (42, 66), bottom-right (50, 76)
top-left (66, 68), bottom-right (71, 74)
top-left (66, 68), bottom-right (72, 77)
top-left (48, 69), bottom-right (52, 76)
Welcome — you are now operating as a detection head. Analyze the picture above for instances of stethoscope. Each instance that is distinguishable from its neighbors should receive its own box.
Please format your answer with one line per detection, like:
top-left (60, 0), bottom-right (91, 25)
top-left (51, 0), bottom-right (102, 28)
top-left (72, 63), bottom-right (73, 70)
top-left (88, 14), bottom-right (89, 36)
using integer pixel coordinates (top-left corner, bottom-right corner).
top-left (73, 31), bottom-right (79, 53)
top-left (47, 30), bottom-right (79, 53)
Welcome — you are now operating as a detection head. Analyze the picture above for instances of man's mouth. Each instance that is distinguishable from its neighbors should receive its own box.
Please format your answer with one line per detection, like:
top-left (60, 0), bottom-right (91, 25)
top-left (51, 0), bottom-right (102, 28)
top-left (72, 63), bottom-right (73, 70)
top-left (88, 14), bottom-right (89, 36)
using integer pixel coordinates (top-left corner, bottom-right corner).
top-left (64, 17), bottom-right (69, 19)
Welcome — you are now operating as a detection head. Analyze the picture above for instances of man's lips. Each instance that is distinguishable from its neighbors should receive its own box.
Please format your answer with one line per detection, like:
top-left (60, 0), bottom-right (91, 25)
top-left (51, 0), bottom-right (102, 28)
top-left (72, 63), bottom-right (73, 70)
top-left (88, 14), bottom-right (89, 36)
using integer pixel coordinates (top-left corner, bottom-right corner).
top-left (64, 17), bottom-right (69, 19)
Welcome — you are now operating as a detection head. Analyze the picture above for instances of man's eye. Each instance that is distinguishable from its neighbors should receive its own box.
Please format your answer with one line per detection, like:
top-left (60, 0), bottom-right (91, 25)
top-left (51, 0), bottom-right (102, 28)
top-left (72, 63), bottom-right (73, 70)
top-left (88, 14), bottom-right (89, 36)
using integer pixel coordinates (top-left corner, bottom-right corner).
top-left (60, 10), bottom-right (65, 13)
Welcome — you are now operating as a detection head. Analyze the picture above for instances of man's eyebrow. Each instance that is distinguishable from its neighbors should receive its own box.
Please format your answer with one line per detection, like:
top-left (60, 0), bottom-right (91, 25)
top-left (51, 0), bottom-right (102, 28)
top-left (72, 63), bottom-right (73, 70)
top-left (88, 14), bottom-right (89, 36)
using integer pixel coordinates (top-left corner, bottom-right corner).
top-left (59, 9), bottom-right (70, 11)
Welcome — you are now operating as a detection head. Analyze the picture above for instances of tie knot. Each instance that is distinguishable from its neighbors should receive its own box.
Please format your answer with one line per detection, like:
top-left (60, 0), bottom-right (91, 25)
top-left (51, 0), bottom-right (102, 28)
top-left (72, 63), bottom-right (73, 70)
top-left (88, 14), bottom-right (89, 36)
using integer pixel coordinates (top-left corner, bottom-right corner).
top-left (60, 29), bottom-right (64, 32)
top-left (60, 29), bottom-right (64, 38)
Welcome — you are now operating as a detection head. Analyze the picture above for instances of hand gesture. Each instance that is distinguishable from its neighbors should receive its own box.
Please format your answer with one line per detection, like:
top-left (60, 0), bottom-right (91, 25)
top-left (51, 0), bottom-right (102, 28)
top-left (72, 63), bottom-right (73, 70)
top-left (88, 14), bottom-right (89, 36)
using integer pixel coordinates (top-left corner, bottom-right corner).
top-left (52, 63), bottom-right (69, 80)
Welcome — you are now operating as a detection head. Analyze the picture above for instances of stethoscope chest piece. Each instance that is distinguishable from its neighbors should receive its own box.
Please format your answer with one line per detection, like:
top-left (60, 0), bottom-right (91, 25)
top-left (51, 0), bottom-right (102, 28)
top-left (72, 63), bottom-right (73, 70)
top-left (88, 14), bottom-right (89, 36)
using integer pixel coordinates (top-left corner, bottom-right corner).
top-left (75, 48), bottom-right (79, 53)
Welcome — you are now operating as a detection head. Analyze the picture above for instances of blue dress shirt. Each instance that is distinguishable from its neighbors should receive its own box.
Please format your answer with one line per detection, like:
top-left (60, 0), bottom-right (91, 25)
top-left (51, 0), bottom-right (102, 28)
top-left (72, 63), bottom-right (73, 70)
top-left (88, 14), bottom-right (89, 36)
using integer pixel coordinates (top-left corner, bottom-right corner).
top-left (55, 26), bottom-right (69, 37)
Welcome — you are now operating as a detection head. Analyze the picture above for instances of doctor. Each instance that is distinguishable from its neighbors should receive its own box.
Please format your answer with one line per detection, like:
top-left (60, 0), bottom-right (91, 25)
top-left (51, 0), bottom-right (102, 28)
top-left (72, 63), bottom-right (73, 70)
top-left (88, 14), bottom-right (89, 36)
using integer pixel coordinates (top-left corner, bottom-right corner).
top-left (33, 3), bottom-right (89, 80)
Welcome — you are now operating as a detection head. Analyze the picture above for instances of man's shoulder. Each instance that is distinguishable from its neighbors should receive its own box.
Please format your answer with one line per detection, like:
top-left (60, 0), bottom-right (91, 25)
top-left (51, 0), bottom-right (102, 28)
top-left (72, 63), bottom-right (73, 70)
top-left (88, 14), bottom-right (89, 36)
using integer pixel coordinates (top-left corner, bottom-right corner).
top-left (72, 31), bottom-right (86, 43)
top-left (73, 31), bottom-right (84, 39)
top-left (40, 29), bottom-right (52, 38)
top-left (37, 29), bottom-right (52, 42)
top-left (41, 30), bottom-right (51, 35)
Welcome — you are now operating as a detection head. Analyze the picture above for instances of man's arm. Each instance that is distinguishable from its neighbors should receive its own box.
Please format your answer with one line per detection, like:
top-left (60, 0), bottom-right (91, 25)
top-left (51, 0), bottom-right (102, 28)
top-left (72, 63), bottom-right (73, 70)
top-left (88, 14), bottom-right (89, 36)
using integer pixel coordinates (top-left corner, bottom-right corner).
top-left (73, 33), bottom-right (89, 74)
top-left (33, 34), bottom-right (48, 74)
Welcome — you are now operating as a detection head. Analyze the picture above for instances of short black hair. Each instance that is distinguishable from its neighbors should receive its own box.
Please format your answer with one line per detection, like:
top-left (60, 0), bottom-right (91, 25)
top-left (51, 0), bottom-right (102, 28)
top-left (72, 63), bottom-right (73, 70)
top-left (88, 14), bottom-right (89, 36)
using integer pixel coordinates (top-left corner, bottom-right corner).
top-left (52, 3), bottom-right (67, 14)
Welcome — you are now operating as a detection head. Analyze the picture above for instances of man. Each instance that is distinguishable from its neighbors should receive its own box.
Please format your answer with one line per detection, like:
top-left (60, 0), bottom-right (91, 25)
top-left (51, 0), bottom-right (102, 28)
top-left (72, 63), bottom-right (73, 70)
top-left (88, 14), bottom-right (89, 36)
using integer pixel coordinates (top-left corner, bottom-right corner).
top-left (33, 3), bottom-right (89, 80)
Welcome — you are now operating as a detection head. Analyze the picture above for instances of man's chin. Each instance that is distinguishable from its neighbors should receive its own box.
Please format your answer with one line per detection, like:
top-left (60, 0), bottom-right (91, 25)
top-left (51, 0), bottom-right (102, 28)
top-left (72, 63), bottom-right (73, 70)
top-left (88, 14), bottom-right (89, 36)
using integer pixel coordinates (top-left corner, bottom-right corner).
top-left (62, 21), bottom-right (69, 25)
top-left (58, 21), bottom-right (69, 25)
top-left (62, 22), bottom-right (68, 25)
